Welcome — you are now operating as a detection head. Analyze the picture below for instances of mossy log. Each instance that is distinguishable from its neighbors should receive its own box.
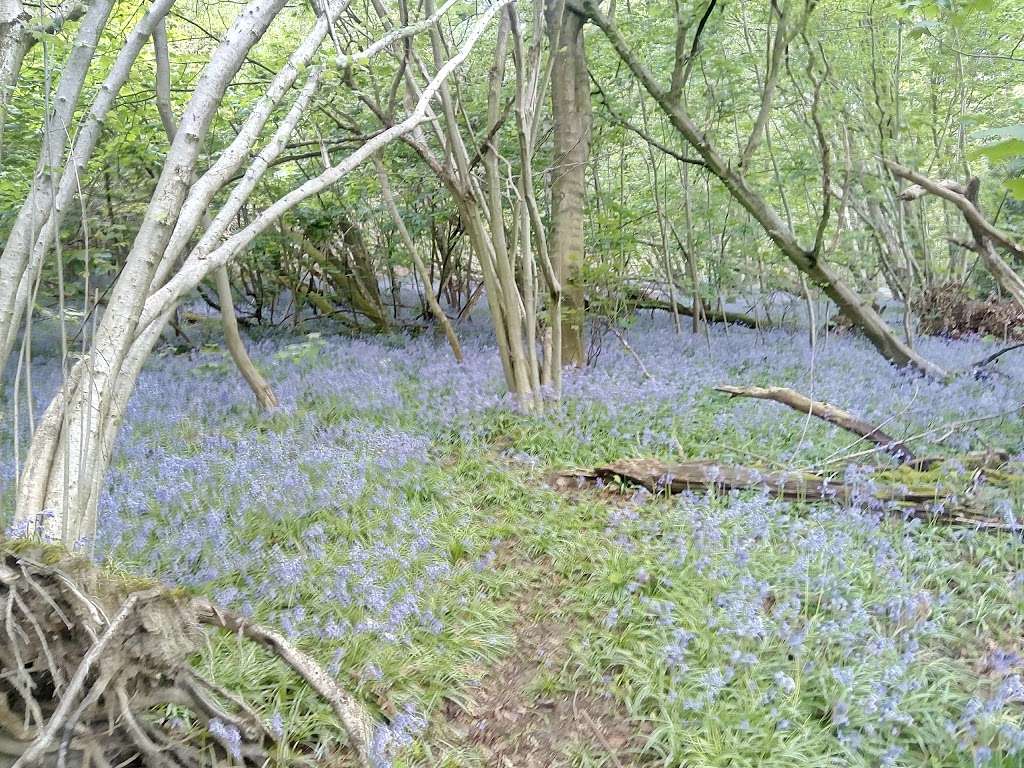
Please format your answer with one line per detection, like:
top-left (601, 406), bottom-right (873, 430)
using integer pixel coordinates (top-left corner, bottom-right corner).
top-left (554, 457), bottom-right (1020, 531)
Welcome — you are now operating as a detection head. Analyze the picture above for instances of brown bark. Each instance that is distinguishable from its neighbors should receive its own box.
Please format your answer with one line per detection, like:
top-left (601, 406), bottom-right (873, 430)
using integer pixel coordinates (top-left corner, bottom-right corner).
top-left (0, 543), bottom-right (377, 766)
top-left (576, 1), bottom-right (946, 379)
top-left (547, 0), bottom-right (591, 366)
top-left (374, 156), bottom-right (463, 362)
top-left (337, 212), bottom-right (390, 328)
top-left (215, 267), bottom-right (279, 409)
top-left (555, 458), bottom-right (1016, 530)
top-left (621, 289), bottom-right (759, 328)
top-left (714, 384), bottom-right (913, 461)
top-left (889, 163), bottom-right (1024, 312)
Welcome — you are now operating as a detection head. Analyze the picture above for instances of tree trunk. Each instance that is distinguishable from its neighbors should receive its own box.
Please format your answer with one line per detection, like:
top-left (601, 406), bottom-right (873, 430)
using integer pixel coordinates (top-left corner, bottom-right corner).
top-left (374, 156), bottom-right (463, 362)
top-left (580, 1), bottom-right (946, 378)
top-left (13, 0), bottom-right (291, 544)
top-left (546, 0), bottom-right (591, 366)
top-left (153, 18), bottom-right (278, 411)
top-left (11, 0), bottom-right (508, 545)
top-left (0, 0), bottom-right (115, 376)
top-left (216, 267), bottom-right (279, 409)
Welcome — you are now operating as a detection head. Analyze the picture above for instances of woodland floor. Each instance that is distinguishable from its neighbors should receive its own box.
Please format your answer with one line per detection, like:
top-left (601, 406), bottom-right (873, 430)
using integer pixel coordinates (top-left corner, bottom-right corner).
top-left (3, 311), bottom-right (1024, 767)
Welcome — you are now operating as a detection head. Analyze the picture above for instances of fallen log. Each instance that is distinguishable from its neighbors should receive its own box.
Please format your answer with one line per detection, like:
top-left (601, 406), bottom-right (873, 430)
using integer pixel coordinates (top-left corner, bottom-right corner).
top-left (554, 457), bottom-right (1017, 531)
top-left (714, 384), bottom-right (913, 462)
top-left (904, 448), bottom-right (1010, 473)
top-left (628, 297), bottom-right (760, 328)
top-left (612, 287), bottom-right (761, 328)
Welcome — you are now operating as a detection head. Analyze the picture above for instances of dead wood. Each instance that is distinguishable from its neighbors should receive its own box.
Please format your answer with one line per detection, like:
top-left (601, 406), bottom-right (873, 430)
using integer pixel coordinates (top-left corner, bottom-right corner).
top-left (714, 384), bottom-right (913, 462)
top-left (0, 542), bottom-right (378, 767)
top-left (904, 448), bottom-right (1010, 473)
top-left (554, 457), bottom-right (1018, 531)
top-left (971, 342), bottom-right (1024, 371)
top-left (614, 287), bottom-right (760, 328)
top-left (912, 283), bottom-right (1024, 341)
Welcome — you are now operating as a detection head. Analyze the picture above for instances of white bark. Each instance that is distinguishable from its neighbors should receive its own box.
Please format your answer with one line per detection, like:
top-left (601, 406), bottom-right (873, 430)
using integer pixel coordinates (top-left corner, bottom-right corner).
top-left (15, 0), bottom-right (510, 545)
top-left (140, 0), bottom-right (510, 331)
top-left (15, 0), bottom-right (291, 542)
top-left (149, 0), bottom-right (348, 291)
top-left (0, 0), bottom-right (114, 372)
top-left (0, 0), bottom-right (29, 135)
top-left (151, 14), bottom-right (279, 411)
top-left (0, 0), bottom-right (177, 376)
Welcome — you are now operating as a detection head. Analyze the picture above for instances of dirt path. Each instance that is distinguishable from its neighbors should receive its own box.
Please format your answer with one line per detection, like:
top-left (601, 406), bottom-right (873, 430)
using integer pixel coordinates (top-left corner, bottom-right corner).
top-left (443, 553), bottom-right (643, 767)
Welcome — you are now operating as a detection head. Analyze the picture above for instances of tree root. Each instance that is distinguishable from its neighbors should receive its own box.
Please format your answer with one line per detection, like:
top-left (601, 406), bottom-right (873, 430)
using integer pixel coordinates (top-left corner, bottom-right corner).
top-left (0, 543), bottom-right (380, 767)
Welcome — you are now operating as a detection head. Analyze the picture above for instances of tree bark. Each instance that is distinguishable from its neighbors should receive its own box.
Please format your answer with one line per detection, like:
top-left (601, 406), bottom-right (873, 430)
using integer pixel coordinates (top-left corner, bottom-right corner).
top-left (153, 18), bottom-right (278, 410)
top-left (890, 164), bottom-right (1024, 312)
top-left (0, 0), bottom-right (115, 376)
top-left (0, 0), bottom-right (177, 377)
top-left (714, 384), bottom-right (913, 461)
top-left (577, 1), bottom-right (946, 379)
top-left (546, 0), bottom-right (591, 366)
top-left (15, 0), bottom-right (291, 544)
top-left (374, 156), bottom-right (463, 362)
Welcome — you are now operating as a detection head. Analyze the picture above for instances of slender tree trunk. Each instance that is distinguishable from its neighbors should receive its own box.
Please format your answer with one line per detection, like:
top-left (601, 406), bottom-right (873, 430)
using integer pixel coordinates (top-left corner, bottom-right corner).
top-left (14, 0), bottom-right (290, 543)
top-left (374, 156), bottom-right (463, 362)
top-left (0, 0), bottom-right (28, 161)
top-left (0, 0), bottom-right (115, 376)
top-left (546, 0), bottom-right (590, 366)
top-left (216, 268), bottom-right (279, 408)
top-left (153, 17), bottom-right (278, 410)
top-left (580, 1), bottom-right (946, 378)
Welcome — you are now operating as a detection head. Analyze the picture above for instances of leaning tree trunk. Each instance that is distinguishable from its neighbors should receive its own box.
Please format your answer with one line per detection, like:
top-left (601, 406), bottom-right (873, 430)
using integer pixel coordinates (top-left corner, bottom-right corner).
top-left (0, 0), bottom-right (115, 378)
top-left (11, 0), bottom-right (509, 546)
top-left (579, 1), bottom-right (946, 379)
top-left (546, 0), bottom-right (591, 366)
top-left (13, 0), bottom-right (291, 545)
top-left (153, 18), bottom-right (278, 410)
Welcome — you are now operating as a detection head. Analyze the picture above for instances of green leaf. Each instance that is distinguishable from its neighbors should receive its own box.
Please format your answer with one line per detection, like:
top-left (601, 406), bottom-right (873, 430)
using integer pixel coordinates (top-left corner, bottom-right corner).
top-left (971, 124), bottom-right (1024, 141)
top-left (970, 138), bottom-right (1024, 162)
top-left (1004, 178), bottom-right (1024, 200)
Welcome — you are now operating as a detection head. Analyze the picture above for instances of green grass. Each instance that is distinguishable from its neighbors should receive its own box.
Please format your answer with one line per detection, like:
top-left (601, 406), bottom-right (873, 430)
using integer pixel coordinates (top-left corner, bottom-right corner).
top-left (82, 332), bottom-right (1024, 767)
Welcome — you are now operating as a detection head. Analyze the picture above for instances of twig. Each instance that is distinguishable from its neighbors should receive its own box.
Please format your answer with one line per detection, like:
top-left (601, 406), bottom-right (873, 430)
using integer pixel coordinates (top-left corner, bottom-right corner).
top-left (971, 341), bottom-right (1024, 370)
top-left (194, 602), bottom-right (377, 767)
top-left (610, 327), bottom-right (654, 381)
top-left (812, 404), bottom-right (1023, 469)
top-left (715, 384), bottom-right (913, 461)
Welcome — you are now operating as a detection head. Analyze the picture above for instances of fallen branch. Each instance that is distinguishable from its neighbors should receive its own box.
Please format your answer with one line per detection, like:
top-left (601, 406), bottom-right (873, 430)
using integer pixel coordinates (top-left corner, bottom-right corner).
top-left (610, 327), bottom-right (654, 381)
top-left (886, 161), bottom-right (1024, 263)
top-left (971, 341), bottom-right (1024, 370)
top-left (714, 384), bottom-right (913, 462)
top-left (554, 457), bottom-right (1018, 531)
top-left (625, 294), bottom-right (759, 328)
top-left (194, 600), bottom-right (376, 763)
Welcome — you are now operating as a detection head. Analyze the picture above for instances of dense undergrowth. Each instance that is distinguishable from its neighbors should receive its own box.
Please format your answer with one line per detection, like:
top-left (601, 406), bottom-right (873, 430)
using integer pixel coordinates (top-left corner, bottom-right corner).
top-left (2, 313), bottom-right (1024, 766)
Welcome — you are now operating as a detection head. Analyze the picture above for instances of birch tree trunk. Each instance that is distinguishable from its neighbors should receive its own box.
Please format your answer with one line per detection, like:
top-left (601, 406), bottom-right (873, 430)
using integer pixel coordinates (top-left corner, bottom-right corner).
top-left (12, 0), bottom-right (509, 545)
top-left (153, 16), bottom-right (278, 410)
top-left (14, 0), bottom-right (291, 543)
top-left (0, 0), bottom-right (114, 373)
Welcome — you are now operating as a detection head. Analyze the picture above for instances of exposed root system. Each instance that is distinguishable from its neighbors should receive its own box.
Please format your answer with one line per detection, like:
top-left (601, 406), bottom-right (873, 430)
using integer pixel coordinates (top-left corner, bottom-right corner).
top-left (0, 543), bottom-right (377, 767)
